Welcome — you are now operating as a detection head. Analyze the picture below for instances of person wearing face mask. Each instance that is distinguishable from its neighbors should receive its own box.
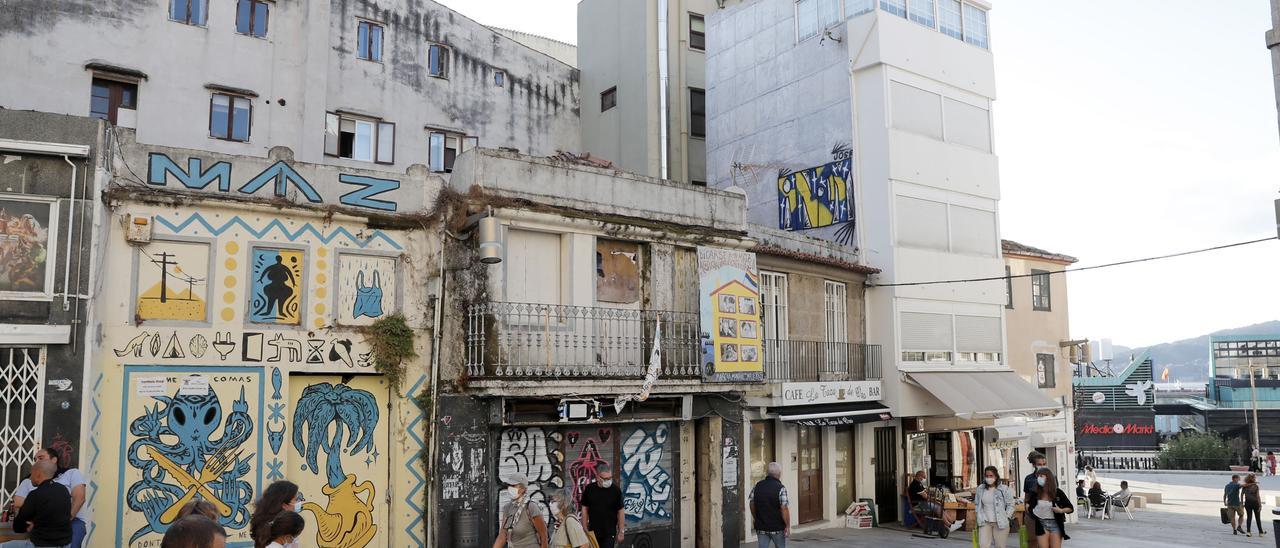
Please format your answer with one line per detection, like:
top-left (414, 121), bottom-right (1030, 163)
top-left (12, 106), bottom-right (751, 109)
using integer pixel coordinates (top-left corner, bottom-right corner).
top-left (1027, 468), bottom-right (1073, 548)
top-left (974, 466), bottom-right (1015, 548)
top-left (547, 491), bottom-right (589, 548)
top-left (494, 473), bottom-right (549, 548)
top-left (579, 469), bottom-right (624, 548)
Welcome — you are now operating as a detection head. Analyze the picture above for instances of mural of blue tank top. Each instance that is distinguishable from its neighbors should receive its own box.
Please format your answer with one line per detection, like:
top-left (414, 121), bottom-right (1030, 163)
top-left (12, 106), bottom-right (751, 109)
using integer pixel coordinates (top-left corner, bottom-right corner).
top-left (352, 270), bottom-right (384, 319)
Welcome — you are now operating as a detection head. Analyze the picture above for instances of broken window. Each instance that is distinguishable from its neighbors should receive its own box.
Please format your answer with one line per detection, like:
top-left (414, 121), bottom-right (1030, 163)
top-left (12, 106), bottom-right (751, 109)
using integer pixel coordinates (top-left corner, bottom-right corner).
top-left (235, 0), bottom-right (269, 38)
top-left (690, 13), bottom-right (705, 51)
top-left (690, 88), bottom-right (706, 138)
top-left (209, 92), bottom-right (251, 142)
top-left (596, 240), bottom-right (640, 304)
top-left (170, 0), bottom-right (208, 25)
top-left (357, 20), bottom-right (383, 62)
top-left (601, 86), bottom-right (617, 112)
top-left (90, 78), bottom-right (138, 124)
top-left (428, 44), bottom-right (450, 78)
top-left (325, 112), bottom-right (395, 164)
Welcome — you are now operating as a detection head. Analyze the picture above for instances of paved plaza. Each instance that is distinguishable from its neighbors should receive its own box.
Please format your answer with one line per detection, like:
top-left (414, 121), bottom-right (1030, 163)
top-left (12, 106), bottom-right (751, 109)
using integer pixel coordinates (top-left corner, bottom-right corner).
top-left (742, 473), bottom-right (1280, 547)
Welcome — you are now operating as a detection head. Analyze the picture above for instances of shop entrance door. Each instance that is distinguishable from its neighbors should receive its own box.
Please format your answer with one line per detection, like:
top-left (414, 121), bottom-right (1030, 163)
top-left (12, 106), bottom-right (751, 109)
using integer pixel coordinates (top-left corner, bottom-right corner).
top-left (797, 425), bottom-right (824, 523)
top-left (873, 426), bottom-right (897, 524)
top-left (929, 433), bottom-right (952, 490)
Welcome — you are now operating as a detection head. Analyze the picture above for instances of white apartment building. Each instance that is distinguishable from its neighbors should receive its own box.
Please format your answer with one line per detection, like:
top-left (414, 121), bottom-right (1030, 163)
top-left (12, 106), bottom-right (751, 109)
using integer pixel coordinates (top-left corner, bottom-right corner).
top-left (0, 0), bottom-right (579, 176)
top-left (706, 0), bottom-right (1058, 528)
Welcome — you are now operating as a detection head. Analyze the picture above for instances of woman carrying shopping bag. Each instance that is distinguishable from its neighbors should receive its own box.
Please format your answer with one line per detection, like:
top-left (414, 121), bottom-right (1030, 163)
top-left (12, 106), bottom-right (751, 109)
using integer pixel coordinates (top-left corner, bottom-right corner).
top-left (974, 466), bottom-right (1016, 548)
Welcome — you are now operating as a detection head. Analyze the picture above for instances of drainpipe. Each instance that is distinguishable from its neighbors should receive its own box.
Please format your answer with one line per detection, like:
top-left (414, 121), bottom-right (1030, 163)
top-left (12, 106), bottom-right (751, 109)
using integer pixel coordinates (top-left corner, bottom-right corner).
top-left (657, 0), bottom-right (670, 179)
top-left (425, 234), bottom-right (446, 548)
top-left (61, 155), bottom-right (77, 312)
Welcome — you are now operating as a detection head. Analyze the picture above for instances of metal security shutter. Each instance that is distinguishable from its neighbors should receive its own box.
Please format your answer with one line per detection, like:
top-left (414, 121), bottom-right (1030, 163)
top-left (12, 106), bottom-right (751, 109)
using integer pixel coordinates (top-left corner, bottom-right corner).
top-left (900, 312), bottom-right (953, 351)
top-left (955, 315), bottom-right (1001, 352)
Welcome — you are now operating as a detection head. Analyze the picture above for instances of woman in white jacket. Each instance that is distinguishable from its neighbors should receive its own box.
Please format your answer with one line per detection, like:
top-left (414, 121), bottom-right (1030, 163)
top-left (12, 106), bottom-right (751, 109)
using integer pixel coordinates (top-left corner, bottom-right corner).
top-left (974, 465), bottom-right (1016, 548)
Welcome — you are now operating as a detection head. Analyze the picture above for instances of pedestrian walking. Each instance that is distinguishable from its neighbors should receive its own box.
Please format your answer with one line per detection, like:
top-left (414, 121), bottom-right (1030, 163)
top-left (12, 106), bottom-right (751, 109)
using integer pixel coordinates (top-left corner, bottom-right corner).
top-left (159, 515), bottom-right (227, 548)
top-left (1268, 451), bottom-right (1277, 477)
top-left (1242, 473), bottom-right (1265, 538)
top-left (1252, 446), bottom-right (1262, 473)
top-left (547, 491), bottom-right (589, 548)
top-left (974, 466), bottom-right (1015, 548)
top-left (494, 473), bottom-right (549, 548)
top-left (249, 481), bottom-right (302, 548)
top-left (1083, 466), bottom-right (1097, 490)
top-left (261, 511), bottom-right (304, 548)
top-left (1224, 474), bottom-right (1244, 535)
top-left (1023, 452), bottom-right (1048, 536)
top-left (1027, 468), bottom-right (1073, 548)
top-left (749, 462), bottom-right (791, 548)
top-left (580, 469), bottom-right (624, 548)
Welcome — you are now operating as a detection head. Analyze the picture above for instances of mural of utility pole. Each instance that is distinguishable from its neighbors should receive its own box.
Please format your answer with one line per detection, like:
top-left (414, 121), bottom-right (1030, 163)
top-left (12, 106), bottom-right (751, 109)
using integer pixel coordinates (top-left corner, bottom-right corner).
top-left (136, 243), bottom-right (209, 321)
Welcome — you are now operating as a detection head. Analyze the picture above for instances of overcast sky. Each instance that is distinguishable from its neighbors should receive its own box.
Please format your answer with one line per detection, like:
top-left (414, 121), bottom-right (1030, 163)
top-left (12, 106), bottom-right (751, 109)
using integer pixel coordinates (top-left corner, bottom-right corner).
top-left (442, 0), bottom-right (1280, 348)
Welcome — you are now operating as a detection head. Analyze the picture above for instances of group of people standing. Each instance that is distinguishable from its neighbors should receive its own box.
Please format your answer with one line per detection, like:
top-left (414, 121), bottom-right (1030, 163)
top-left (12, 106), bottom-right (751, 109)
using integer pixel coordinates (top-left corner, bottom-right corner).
top-left (1223, 473), bottom-right (1266, 537)
top-left (493, 469), bottom-right (626, 548)
top-left (158, 479), bottom-right (305, 548)
top-left (0, 447), bottom-right (88, 548)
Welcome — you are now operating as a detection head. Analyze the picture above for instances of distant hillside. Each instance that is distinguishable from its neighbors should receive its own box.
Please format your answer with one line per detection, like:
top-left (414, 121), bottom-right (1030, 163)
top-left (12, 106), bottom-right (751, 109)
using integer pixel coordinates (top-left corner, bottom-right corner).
top-left (1110, 321), bottom-right (1280, 382)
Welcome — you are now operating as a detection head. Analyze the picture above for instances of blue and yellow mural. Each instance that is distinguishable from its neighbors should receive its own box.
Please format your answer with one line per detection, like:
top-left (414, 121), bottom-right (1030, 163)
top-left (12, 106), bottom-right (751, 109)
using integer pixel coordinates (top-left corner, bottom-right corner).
top-left (249, 247), bottom-right (304, 325)
top-left (776, 156), bottom-right (852, 232)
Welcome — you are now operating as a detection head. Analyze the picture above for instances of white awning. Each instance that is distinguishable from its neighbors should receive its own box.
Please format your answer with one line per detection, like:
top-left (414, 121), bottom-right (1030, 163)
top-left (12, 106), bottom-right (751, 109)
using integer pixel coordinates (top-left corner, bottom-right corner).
top-left (907, 371), bottom-right (1061, 419)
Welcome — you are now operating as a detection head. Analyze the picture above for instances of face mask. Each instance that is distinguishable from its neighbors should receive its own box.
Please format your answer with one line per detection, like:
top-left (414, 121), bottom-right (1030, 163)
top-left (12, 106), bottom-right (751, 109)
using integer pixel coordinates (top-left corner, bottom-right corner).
top-left (1036, 477), bottom-right (1046, 487)
top-left (550, 502), bottom-right (561, 515)
top-left (600, 479), bottom-right (613, 488)
top-left (508, 486), bottom-right (522, 499)
top-left (985, 477), bottom-right (995, 486)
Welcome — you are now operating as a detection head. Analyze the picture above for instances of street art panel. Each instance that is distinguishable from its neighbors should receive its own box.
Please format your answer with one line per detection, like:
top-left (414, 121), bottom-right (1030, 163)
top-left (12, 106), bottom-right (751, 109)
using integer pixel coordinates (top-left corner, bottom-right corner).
top-left (116, 366), bottom-right (263, 546)
top-left (135, 240), bottom-right (211, 322)
top-left (564, 427), bottom-right (616, 508)
top-left (496, 426), bottom-right (563, 525)
top-left (249, 247), bottom-right (304, 324)
top-left (0, 196), bottom-right (57, 297)
top-left (288, 376), bottom-right (388, 548)
top-left (697, 247), bottom-right (763, 382)
top-left (776, 156), bottom-right (852, 232)
top-left (335, 253), bottom-right (398, 326)
top-left (620, 423), bottom-right (674, 527)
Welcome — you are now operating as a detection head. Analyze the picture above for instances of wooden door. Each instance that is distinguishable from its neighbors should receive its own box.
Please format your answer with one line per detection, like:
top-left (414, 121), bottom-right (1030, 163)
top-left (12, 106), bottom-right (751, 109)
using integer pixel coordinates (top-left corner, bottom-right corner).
top-left (874, 426), bottom-right (898, 524)
top-left (797, 425), bottom-right (823, 523)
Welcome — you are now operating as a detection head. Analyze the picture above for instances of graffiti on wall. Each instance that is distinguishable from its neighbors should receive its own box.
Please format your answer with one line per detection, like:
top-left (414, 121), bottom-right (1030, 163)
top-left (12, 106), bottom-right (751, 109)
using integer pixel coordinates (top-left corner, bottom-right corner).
top-left (336, 254), bottom-right (398, 326)
top-left (0, 196), bottom-right (57, 296)
top-left (697, 247), bottom-right (763, 382)
top-left (112, 330), bottom-right (372, 369)
top-left (565, 428), bottom-right (615, 507)
top-left (777, 144), bottom-right (856, 244)
top-left (497, 427), bottom-right (563, 523)
top-left (135, 240), bottom-right (211, 322)
top-left (117, 367), bottom-right (263, 546)
top-left (620, 424), bottom-right (673, 526)
top-left (291, 379), bottom-right (385, 547)
top-left (249, 247), bottom-right (304, 324)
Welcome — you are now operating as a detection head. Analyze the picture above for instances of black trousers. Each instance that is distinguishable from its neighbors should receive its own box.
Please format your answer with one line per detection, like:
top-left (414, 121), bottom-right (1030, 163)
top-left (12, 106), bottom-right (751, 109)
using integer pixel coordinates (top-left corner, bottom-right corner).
top-left (1246, 503), bottom-right (1263, 532)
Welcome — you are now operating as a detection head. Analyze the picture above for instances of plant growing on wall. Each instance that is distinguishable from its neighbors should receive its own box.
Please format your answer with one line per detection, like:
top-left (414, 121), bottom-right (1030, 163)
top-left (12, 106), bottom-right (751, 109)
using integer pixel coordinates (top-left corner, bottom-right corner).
top-left (360, 313), bottom-right (416, 394)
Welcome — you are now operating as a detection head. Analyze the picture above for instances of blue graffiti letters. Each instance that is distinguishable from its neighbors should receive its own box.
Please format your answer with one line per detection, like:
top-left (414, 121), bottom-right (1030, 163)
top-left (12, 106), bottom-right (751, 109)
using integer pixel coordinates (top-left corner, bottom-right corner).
top-left (338, 174), bottom-right (400, 212)
top-left (148, 154), bottom-right (233, 191)
top-left (238, 161), bottom-right (322, 203)
top-left (620, 424), bottom-right (673, 524)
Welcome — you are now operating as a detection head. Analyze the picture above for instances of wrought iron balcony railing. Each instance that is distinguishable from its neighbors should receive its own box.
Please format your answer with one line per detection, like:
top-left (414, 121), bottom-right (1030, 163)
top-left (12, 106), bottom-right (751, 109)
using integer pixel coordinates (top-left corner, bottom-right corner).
top-left (763, 339), bottom-right (882, 382)
top-left (466, 302), bottom-right (702, 379)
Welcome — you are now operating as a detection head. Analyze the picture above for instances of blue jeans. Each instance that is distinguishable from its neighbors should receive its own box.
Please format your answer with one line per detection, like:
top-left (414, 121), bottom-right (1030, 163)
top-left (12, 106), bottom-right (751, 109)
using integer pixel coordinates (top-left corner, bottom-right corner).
top-left (756, 530), bottom-right (786, 548)
top-left (70, 518), bottom-right (86, 548)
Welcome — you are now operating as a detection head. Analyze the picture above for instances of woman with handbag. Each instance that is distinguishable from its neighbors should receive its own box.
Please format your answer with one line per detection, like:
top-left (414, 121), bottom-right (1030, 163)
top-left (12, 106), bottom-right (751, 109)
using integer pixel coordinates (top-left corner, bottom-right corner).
top-left (548, 491), bottom-right (591, 548)
top-left (974, 466), bottom-right (1015, 548)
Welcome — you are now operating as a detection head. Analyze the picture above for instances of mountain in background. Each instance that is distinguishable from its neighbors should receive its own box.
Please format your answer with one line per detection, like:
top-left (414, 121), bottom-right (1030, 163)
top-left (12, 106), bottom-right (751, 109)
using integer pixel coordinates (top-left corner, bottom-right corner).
top-left (1106, 320), bottom-right (1280, 382)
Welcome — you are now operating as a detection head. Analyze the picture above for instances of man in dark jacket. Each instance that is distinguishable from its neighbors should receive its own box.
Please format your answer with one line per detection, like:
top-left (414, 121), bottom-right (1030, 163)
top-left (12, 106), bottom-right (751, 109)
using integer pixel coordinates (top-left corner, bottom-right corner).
top-left (580, 469), bottom-right (625, 548)
top-left (13, 460), bottom-right (71, 547)
top-left (749, 462), bottom-right (790, 548)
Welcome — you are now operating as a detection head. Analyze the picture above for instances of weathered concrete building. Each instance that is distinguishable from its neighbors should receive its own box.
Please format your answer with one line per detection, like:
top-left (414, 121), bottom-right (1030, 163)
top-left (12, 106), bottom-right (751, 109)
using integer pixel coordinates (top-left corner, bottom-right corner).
top-left (87, 127), bottom-right (440, 546)
top-left (0, 110), bottom-right (107, 507)
top-left (0, 0), bottom-right (579, 175)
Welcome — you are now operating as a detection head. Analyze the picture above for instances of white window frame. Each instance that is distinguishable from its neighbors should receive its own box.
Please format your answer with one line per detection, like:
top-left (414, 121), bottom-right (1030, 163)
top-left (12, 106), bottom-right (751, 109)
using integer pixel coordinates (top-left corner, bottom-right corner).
top-left (900, 311), bottom-right (1002, 366)
top-left (875, 0), bottom-right (989, 50)
top-left (325, 112), bottom-right (395, 164)
top-left (760, 271), bottom-right (789, 341)
top-left (428, 129), bottom-right (475, 173)
top-left (428, 43), bottom-right (450, 79)
top-left (823, 281), bottom-right (848, 344)
top-left (795, 0), bottom-right (844, 42)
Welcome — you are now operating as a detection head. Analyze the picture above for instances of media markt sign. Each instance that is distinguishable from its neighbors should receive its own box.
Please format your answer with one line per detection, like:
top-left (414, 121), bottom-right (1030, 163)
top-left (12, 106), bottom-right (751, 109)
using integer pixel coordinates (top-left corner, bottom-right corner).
top-left (779, 380), bottom-right (882, 406)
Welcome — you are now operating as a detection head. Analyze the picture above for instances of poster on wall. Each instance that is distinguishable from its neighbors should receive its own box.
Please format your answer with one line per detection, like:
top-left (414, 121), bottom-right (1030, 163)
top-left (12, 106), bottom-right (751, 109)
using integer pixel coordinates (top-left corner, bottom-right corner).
top-left (116, 366), bottom-right (264, 546)
top-left (335, 253), bottom-right (398, 326)
top-left (134, 239), bottom-right (211, 322)
top-left (0, 196), bottom-right (57, 298)
top-left (697, 247), bottom-right (764, 382)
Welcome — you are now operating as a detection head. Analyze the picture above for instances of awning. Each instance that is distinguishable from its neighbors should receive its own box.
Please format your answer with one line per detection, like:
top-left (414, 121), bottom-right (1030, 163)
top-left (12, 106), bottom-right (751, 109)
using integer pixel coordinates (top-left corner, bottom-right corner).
top-left (770, 401), bottom-right (892, 427)
top-left (907, 371), bottom-right (1061, 419)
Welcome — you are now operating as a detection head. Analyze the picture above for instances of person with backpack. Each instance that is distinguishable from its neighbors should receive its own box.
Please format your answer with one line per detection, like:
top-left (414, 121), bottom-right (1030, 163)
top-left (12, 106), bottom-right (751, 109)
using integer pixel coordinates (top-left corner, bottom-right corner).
top-left (494, 473), bottom-right (549, 548)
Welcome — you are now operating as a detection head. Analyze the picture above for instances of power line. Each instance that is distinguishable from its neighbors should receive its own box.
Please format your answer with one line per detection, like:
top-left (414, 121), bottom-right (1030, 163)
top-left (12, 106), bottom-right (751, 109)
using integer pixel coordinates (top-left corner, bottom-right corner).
top-left (870, 236), bottom-right (1279, 288)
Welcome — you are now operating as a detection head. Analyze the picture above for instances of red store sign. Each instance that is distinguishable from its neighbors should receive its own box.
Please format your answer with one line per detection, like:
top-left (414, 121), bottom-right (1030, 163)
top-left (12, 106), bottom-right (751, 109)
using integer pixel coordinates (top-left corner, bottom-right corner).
top-left (1079, 423), bottom-right (1156, 435)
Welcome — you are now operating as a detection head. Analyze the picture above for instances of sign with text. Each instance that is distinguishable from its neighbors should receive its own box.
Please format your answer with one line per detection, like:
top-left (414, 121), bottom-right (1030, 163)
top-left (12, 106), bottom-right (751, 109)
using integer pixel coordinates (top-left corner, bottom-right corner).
top-left (1075, 410), bottom-right (1158, 450)
top-left (779, 381), bottom-right (882, 406)
top-left (698, 247), bottom-right (764, 382)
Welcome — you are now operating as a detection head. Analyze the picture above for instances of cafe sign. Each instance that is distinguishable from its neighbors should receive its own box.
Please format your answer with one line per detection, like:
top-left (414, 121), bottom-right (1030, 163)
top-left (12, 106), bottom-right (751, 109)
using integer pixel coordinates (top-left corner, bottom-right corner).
top-left (779, 381), bottom-right (882, 406)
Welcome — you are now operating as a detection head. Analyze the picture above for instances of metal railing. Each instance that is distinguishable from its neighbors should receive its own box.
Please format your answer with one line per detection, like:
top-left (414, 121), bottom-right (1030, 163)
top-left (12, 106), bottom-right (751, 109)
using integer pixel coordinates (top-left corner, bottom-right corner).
top-left (466, 302), bottom-right (702, 379)
top-left (763, 339), bottom-right (882, 382)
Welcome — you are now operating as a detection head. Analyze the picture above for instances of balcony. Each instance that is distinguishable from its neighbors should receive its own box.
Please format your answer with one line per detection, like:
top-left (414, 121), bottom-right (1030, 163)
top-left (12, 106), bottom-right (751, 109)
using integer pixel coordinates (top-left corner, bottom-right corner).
top-left (763, 340), bottom-right (882, 382)
top-left (465, 302), bottom-right (701, 379)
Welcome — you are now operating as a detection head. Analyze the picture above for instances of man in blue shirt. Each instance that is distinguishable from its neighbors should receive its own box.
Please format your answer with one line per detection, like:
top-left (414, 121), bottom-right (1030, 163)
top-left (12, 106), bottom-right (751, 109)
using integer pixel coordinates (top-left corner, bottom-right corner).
top-left (1225, 474), bottom-right (1244, 535)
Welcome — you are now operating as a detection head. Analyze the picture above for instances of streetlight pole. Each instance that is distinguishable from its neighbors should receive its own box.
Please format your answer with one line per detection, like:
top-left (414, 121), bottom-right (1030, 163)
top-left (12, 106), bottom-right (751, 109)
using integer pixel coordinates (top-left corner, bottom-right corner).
top-left (1249, 358), bottom-right (1261, 464)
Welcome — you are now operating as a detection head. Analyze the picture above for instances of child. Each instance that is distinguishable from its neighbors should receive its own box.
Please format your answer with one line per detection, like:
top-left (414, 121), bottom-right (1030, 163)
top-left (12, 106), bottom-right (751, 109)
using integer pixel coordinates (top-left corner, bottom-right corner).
top-left (264, 511), bottom-right (305, 548)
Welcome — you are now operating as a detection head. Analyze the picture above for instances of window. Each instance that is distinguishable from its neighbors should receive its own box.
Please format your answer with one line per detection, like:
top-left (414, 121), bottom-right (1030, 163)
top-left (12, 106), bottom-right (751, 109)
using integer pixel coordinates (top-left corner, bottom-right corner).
top-left (325, 112), bottom-right (395, 164)
top-left (796, 0), bottom-right (842, 41)
top-left (759, 272), bottom-right (789, 341)
top-left (506, 230), bottom-right (562, 304)
top-left (601, 87), bottom-right (617, 112)
top-left (880, 0), bottom-right (906, 18)
top-left (494, 70), bottom-right (506, 87)
top-left (209, 93), bottom-right (251, 142)
top-left (1031, 269), bottom-right (1051, 311)
top-left (962, 3), bottom-right (989, 49)
top-left (1036, 353), bottom-right (1055, 388)
top-left (429, 130), bottom-right (474, 173)
top-left (689, 88), bottom-right (706, 139)
top-left (907, 0), bottom-right (936, 28)
top-left (89, 78), bottom-right (137, 124)
top-left (170, 0), bottom-right (208, 25)
top-left (749, 420), bottom-right (776, 485)
top-left (824, 281), bottom-right (848, 343)
top-left (890, 81), bottom-right (943, 139)
top-left (357, 20), bottom-right (384, 62)
top-left (1004, 266), bottom-right (1013, 309)
top-left (900, 311), bottom-right (952, 360)
top-left (689, 13), bottom-right (706, 51)
top-left (944, 98), bottom-right (992, 152)
top-left (956, 315), bottom-right (1001, 359)
top-left (939, 0), bottom-right (963, 39)
top-left (848, 0), bottom-right (875, 17)
top-left (428, 44), bottom-right (450, 78)
top-left (235, 0), bottom-right (269, 37)
top-left (894, 196), bottom-right (947, 251)
top-left (949, 206), bottom-right (995, 256)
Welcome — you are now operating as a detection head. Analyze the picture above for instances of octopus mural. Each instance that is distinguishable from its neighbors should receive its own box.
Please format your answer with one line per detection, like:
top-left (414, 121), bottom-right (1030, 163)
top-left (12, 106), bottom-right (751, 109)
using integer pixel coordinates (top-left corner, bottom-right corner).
top-left (292, 382), bottom-right (381, 547)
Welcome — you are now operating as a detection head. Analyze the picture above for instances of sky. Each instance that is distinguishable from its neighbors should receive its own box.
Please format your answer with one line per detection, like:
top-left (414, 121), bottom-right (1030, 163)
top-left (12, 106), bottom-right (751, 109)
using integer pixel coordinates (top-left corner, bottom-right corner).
top-left (441, 0), bottom-right (1280, 348)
